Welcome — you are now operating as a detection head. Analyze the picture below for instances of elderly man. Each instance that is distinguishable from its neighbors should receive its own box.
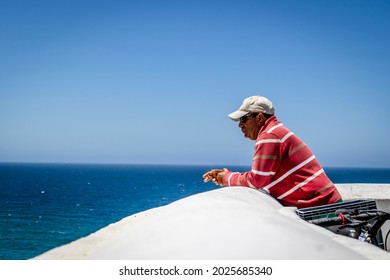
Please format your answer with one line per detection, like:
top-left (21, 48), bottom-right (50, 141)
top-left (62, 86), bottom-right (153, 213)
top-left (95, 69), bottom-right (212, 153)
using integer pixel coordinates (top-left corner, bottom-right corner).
top-left (203, 96), bottom-right (342, 208)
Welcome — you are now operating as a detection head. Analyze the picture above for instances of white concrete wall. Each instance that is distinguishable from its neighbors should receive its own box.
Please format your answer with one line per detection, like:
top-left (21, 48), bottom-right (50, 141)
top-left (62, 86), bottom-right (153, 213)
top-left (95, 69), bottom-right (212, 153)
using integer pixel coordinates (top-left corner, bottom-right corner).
top-left (34, 185), bottom-right (390, 260)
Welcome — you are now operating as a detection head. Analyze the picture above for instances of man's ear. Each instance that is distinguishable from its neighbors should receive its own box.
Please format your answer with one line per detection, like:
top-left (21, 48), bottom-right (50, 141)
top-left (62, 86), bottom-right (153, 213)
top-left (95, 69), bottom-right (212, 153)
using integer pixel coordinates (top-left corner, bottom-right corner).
top-left (256, 113), bottom-right (266, 124)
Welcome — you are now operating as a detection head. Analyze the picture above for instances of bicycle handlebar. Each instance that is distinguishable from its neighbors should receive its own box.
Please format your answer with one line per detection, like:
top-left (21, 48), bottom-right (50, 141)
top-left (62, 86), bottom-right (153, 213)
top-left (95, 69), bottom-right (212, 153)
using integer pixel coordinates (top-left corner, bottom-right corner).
top-left (309, 216), bottom-right (343, 226)
top-left (308, 210), bottom-right (390, 227)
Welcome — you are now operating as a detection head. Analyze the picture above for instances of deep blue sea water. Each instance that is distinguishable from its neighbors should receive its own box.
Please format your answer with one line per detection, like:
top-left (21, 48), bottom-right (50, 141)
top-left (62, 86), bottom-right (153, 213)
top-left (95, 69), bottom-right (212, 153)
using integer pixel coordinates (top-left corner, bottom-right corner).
top-left (1, 163), bottom-right (390, 260)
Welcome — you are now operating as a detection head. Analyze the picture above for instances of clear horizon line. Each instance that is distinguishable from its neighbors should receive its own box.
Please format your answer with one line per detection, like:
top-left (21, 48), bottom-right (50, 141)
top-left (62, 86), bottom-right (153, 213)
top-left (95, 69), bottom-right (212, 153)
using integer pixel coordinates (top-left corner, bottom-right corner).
top-left (0, 161), bottom-right (390, 169)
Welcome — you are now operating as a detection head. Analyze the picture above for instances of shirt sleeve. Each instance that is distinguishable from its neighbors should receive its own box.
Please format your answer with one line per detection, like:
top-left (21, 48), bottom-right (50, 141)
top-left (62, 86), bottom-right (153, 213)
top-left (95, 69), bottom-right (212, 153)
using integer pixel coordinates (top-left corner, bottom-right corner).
top-left (222, 133), bottom-right (283, 189)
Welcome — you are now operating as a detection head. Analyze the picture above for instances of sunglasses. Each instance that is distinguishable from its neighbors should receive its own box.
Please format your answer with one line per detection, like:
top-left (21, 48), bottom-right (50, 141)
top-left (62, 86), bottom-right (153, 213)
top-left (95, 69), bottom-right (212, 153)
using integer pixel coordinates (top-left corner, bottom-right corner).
top-left (239, 113), bottom-right (257, 123)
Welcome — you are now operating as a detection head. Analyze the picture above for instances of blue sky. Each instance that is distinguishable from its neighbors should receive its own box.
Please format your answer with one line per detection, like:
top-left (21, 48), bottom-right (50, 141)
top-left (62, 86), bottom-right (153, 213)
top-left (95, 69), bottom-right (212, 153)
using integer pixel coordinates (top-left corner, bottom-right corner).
top-left (1, 0), bottom-right (389, 167)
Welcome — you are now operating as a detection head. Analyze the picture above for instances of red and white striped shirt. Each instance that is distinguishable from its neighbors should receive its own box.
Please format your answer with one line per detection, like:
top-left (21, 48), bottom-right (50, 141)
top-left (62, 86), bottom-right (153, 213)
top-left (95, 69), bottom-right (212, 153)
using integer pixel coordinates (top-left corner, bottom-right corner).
top-left (222, 116), bottom-right (342, 208)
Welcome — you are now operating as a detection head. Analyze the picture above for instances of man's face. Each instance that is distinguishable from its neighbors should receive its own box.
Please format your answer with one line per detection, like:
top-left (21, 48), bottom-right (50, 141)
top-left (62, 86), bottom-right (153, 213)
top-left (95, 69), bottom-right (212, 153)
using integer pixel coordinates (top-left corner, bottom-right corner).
top-left (238, 113), bottom-right (262, 140)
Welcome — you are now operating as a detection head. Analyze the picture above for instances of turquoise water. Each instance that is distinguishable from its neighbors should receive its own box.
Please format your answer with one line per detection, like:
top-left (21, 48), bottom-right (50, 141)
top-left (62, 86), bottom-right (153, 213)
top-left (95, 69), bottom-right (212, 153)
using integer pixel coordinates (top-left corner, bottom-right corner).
top-left (1, 163), bottom-right (389, 259)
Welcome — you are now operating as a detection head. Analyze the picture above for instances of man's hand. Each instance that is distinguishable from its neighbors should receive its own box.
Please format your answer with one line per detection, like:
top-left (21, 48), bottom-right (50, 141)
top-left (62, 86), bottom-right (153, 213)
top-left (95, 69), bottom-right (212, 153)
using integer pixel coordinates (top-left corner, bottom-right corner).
top-left (202, 169), bottom-right (222, 184)
top-left (203, 168), bottom-right (230, 186)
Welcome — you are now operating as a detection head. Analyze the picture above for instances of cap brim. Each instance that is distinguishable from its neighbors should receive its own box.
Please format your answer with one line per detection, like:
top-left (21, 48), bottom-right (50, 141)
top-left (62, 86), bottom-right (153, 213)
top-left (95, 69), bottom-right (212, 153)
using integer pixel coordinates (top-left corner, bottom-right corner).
top-left (228, 110), bottom-right (248, 122)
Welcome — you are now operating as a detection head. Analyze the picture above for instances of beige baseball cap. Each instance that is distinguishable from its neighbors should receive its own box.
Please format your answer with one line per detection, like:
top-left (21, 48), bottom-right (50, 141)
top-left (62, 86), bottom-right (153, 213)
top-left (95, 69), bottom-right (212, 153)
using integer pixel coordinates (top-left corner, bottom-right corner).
top-left (228, 96), bottom-right (275, 121)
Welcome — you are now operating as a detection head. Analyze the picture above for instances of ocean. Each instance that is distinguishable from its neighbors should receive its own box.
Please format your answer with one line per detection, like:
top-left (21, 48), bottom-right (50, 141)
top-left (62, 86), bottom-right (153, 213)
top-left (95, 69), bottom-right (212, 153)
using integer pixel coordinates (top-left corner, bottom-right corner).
top-left (1, 163), bottom-right (390, 260)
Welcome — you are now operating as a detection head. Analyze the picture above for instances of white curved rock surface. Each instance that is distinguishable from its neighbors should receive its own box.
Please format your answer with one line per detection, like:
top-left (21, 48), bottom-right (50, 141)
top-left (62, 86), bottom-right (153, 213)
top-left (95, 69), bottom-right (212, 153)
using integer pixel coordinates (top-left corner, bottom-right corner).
top-left (34, 187), bottom-right (390, 260)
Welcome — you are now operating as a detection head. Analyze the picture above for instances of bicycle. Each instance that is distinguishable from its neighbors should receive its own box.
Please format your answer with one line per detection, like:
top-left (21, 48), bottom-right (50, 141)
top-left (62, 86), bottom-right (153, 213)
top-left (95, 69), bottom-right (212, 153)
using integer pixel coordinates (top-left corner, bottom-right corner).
top-left (308, 209), bottom-right (390, 251)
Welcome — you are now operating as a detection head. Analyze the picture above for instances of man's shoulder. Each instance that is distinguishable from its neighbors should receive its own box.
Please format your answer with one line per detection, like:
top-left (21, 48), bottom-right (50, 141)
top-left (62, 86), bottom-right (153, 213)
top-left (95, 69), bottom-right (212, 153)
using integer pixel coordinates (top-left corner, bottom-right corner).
top-left (260, 117), bottom-right (292, 138)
